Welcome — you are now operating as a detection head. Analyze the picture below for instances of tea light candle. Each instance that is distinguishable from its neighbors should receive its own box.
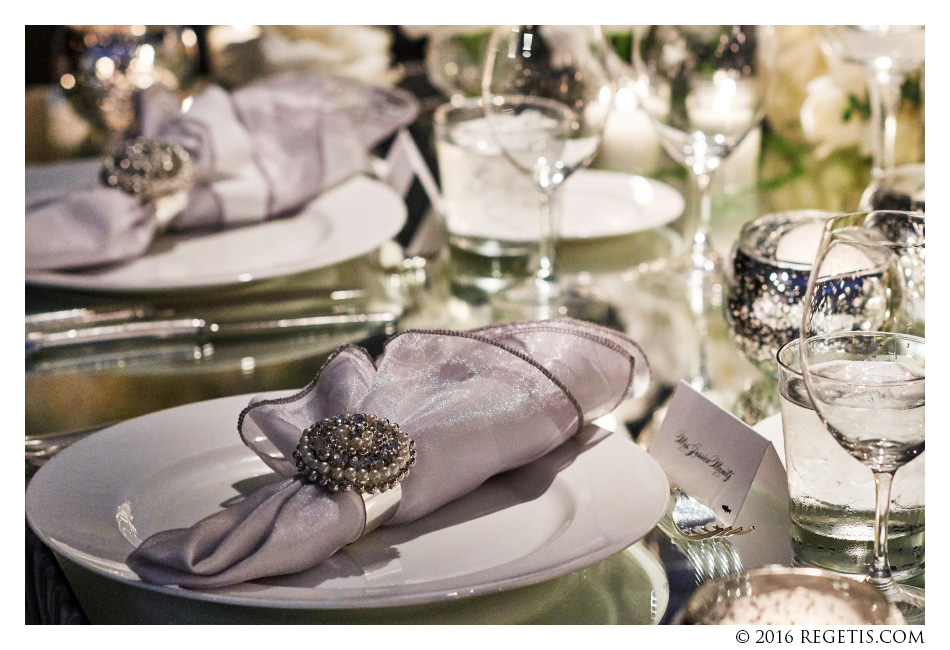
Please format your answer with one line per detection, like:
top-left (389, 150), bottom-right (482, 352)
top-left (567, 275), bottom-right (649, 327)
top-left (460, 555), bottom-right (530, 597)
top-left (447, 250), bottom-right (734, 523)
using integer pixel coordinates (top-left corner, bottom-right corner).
top-left (775, 220), bottom-right (876, 276)
top-left (596, 83), bottom-right (661, 173)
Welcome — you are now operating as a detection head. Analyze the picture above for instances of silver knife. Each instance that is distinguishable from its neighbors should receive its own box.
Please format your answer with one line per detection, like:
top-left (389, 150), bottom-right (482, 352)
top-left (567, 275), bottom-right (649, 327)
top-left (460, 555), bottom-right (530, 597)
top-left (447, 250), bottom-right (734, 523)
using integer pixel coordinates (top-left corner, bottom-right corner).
top-left (25, 288), bottom-right (369, 333)
top-left (25, 311), bottom-right (397, 355)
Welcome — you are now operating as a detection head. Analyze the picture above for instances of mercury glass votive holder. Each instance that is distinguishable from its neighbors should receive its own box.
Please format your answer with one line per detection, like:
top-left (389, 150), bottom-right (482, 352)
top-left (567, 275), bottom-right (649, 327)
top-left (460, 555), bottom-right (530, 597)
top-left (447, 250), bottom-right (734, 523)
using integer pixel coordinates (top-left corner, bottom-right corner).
top-left (724, 210), bottom-right (836, 372)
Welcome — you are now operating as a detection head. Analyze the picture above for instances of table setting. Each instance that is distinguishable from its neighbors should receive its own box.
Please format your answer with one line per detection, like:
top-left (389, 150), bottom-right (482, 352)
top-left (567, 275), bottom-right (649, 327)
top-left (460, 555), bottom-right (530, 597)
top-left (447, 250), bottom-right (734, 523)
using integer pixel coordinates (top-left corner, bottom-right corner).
top-left (24, 25), bottom-right (926, 627)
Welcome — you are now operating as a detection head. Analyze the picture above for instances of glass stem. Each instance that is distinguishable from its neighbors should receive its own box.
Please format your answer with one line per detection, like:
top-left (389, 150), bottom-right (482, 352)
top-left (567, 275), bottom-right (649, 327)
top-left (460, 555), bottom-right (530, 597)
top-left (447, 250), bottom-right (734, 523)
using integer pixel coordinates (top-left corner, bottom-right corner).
top-left (869, 469), bottom-right (898, 593)
top-left (534, 186), bottom-right (561, 284)
top-left (688, 170), bottom-right (717, 271)
top-left (866, 68), bottom-right (904, 177)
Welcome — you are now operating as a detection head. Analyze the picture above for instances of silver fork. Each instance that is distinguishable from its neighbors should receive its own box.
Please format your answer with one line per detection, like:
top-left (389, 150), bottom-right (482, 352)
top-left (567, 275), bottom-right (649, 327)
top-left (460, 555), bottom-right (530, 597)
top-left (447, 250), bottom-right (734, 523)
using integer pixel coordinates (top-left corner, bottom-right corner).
top-left (668, 485), bottom-right (754, 539)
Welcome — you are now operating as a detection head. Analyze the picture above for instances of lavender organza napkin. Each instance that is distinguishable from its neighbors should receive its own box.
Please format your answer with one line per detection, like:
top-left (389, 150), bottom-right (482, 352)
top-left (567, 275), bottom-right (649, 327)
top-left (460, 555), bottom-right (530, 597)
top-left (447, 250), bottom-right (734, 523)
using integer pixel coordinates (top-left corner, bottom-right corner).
top-left (127, 319), bottom-right (650, 589)
top-left (25, 73), bottom-right (418, 271)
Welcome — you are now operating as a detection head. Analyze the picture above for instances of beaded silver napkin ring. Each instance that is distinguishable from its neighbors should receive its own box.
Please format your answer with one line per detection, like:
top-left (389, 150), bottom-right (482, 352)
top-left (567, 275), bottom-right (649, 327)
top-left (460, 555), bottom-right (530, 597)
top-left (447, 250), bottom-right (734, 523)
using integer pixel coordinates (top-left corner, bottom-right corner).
top-left (101, 138), bottom-right (195, 229)
top-left (101, 139), bottom-right (195, 201)
top-left (294, 414), bottom-right (416, 535)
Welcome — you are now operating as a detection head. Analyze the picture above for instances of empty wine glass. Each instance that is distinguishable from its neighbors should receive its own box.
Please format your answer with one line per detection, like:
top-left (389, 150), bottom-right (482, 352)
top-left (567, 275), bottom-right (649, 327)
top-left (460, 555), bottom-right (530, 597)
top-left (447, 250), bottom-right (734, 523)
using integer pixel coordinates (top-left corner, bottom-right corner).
top-left (481, 25), bottom-right (614, 321)
top-left (799, 210), bottom-right (925, 622)
top-left (632, 26), bottom-right (775, 298)
top-left (821, 26), bottom-right (925, 178)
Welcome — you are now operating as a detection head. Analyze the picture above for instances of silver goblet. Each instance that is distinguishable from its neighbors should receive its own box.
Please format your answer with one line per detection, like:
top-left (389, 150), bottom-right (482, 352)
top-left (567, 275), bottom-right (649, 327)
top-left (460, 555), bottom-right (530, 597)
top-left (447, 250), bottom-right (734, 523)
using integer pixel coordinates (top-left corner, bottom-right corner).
top-left (52, 25), bottom-right (199, 150)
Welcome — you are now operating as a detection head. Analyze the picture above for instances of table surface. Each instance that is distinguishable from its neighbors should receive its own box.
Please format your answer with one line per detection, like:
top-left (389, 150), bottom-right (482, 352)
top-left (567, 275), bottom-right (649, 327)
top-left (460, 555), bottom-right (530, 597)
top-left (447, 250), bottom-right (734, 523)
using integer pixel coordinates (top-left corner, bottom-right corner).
top-left (24, 66), bottom-right (922, 624)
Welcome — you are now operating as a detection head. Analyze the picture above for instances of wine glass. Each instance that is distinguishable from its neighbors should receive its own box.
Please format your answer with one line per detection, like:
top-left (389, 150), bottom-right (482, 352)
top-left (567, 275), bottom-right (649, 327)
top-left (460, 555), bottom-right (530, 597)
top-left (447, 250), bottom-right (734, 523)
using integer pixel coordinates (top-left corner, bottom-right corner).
top-left (632, 26), bottom-right (775, 297)
top-left (821, 26), bottom-right (924, 178)
top-left (481, 25), bottom-right (614, 321)
top-left (799, 210), bottom-right (925, 622)
top-left (860, 162), bottom-right (925, 213)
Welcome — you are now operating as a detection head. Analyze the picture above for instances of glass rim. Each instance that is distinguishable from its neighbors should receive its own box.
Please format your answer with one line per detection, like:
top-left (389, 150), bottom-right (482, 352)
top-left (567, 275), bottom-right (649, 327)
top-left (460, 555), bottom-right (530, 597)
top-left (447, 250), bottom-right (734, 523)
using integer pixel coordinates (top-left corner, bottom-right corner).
top-left (433, 96), bottom-right (489, 122)
top-left (776, 337), bottom-right (802, 376)
top-left (798, 331), bottom-right (925, 386)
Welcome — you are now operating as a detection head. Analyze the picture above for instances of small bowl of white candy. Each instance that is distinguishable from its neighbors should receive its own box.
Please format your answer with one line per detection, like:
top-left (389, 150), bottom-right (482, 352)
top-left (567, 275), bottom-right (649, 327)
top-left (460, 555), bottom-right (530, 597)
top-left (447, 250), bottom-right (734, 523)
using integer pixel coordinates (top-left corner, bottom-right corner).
top-left (675, 566), bottom-right (905, 625)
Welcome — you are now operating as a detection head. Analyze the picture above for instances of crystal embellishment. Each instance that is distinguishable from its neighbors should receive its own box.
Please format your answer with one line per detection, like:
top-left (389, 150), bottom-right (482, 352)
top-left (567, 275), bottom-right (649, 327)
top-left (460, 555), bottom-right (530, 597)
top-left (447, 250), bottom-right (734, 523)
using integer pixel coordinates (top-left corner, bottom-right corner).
top-left (294, 414), bottom-right (416, 494)
top-left (101, 139), bottom-right (195, 200)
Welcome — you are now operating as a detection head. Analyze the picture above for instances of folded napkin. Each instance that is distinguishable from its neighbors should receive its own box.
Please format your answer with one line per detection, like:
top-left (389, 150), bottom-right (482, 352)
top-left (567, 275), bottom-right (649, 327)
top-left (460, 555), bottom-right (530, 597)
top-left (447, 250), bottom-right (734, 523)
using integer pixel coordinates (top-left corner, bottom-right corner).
top-left (25, 73), bottom-right (418, 271)
top-left (127, 318), bottom-right (650, 589)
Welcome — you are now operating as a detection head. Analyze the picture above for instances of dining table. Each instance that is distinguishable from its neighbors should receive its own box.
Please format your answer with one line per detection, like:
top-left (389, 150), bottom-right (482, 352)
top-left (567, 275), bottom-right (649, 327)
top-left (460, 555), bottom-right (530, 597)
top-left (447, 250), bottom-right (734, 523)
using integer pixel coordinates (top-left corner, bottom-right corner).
top-left (24, 26), bottom-right (925, 626)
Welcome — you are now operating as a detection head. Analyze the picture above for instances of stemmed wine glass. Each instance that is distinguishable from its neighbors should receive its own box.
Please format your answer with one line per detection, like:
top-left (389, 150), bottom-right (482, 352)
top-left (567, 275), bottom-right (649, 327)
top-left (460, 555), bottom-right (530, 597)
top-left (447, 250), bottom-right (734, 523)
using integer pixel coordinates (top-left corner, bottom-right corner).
top-left (799, 210), bottom-right (925, 623)
top-left (632, 26), bottom-right (774, 298)
top-left (821, 26), bottom-right (924, 178)
top-left (481, 25), bottom-right (614, 321)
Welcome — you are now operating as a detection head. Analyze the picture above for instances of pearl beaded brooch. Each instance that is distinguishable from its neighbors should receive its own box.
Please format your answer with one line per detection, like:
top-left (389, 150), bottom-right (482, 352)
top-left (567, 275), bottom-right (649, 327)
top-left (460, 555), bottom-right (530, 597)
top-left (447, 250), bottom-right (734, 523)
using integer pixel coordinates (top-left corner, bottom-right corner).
top-left (293, 414), bottom-right (416, 494)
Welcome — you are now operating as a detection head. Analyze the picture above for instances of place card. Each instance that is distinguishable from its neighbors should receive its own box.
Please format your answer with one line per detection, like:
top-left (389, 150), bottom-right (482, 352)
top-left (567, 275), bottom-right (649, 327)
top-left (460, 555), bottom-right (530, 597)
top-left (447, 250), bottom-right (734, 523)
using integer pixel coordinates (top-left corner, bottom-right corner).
top-left (648, 381), bottom-right (787, 526)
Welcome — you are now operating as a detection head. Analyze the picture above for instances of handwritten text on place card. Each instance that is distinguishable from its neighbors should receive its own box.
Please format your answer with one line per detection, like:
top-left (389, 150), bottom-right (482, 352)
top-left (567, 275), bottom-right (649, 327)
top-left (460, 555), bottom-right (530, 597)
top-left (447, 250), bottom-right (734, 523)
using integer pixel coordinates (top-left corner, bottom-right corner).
top-left (648, 381), bottom-right (781, 526)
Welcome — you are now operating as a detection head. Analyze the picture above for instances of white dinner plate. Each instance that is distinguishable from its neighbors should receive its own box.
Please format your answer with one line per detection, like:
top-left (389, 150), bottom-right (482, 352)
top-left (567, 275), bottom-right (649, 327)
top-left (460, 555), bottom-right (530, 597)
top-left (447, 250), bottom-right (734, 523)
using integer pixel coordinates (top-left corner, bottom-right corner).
top-left (26, 392), bottom-right (670, 610)
top-left (560, 169), bottom-right (684, 240)
top-left (25, 173), bottom-right (407, 292)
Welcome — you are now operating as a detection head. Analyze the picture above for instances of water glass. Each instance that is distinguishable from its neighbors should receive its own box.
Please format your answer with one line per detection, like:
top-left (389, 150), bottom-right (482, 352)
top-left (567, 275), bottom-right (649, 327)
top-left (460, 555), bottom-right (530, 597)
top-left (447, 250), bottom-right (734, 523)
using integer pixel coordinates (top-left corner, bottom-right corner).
top-left (776, 339), bottom-right (924, 580)
top-left (433, 98), bottom-right (541, 301)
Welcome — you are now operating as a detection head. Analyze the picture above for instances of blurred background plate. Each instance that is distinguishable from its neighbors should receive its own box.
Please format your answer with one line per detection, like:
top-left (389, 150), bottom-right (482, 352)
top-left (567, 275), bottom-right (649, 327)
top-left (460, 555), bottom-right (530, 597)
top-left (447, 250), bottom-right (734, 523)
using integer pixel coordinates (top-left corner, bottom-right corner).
top-left (560, 169), bottom-right (684, 240)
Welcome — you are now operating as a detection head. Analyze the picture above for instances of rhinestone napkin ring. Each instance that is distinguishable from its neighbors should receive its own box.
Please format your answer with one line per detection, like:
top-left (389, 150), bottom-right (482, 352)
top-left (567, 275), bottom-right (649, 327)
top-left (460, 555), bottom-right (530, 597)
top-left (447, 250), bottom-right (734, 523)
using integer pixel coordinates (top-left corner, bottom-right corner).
top-left (101, 139), bottom-right (195, 201)
top-left (294, 414), bottom-right (416, 495)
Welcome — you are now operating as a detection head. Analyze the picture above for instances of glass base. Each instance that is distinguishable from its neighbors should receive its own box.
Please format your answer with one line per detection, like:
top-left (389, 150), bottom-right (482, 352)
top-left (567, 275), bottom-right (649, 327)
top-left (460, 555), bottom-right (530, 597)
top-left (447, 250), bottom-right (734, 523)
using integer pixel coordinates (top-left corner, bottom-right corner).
top-left (872, 579), bottom-right (925, 624)
top-left (636, 248), bottom-right (725, 315)
top-left (790, 520), bottom-right (924, 583)
top-left (490, 277), bottom-right (614, 325)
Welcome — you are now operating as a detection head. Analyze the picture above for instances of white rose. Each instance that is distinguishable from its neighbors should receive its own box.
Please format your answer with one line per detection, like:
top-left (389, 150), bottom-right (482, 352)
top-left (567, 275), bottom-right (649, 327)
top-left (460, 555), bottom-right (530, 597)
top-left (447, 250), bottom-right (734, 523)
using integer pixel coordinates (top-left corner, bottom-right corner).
top-left (799, 69), bottom-right (869, 159)
top-left (261, 26), bottom-right (396, 86)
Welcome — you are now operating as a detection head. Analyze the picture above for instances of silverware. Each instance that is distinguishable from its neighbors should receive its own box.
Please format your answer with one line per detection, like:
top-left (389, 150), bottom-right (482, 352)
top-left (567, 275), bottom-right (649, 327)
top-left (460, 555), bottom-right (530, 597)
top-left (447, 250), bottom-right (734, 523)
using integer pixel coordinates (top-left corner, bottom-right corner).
top-left (668, 485), bottom-right (754, 540)
top-left (26, 311), bottom-right (398, 355)
top-left (25, 288), bottom-right (369, 332)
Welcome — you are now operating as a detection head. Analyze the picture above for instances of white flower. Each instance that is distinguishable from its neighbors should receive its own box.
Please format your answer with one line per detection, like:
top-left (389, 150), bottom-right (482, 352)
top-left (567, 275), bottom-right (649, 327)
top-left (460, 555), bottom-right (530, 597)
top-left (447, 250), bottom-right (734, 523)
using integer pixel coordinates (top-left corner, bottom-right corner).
top-left (260, 26), bottom-right (396, 86)
top-left (208, 25), bottom-right (398, 87)
top-left (799, 69), bottom-right (870, 159)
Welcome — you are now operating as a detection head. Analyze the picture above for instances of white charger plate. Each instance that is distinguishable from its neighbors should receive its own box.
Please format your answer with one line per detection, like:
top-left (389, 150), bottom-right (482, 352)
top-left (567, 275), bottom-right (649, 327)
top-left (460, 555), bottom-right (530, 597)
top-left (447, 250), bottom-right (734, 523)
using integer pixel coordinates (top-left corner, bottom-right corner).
top-left (25, 173), bottom-right (407, 292)
top-left (560, 169), bottom-right (684, 240)
top-left (26, 392), bottom-right (670, 610)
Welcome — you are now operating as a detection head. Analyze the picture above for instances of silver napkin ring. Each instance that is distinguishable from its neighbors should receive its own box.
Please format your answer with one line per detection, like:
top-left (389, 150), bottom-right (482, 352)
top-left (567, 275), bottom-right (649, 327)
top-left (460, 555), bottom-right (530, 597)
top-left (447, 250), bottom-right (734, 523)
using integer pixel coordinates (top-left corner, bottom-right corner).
top-left (101, 139), bottom-right (195, 202)
top-left (294, 414), bottom-right (416, 535)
